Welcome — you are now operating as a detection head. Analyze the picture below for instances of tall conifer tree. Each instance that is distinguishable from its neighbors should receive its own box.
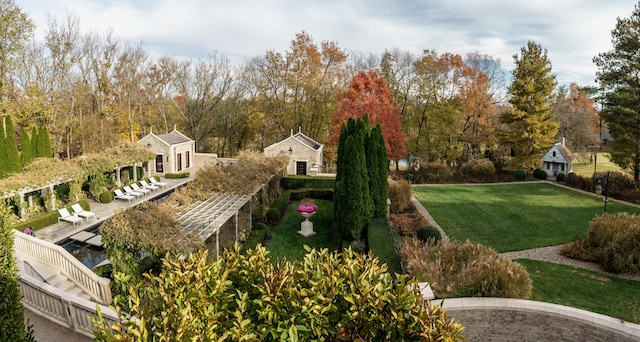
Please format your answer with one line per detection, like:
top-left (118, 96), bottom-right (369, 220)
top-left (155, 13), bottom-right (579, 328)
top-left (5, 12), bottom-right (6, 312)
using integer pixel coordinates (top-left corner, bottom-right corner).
top-left (29, 127), bottom-right (38, 159)
top-left (0, 125), bottom-right (6, 178)
top-left (3, 116), bottom-right (22, 174)
top-left (499, 40), bottom-right (558, 169)
top-left (37, 126), bottom-right (52, 158)
top-left (367, 123), bottom-right (389, 218)
top-left (20, 129), bottom-right (32, 166)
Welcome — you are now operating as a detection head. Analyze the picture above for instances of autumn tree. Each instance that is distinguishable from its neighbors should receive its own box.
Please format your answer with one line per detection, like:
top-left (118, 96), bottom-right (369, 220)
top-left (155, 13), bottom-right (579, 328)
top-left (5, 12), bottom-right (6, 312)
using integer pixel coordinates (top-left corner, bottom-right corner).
top-left (551, 84), bottom-right (600, 151)
top-left (594, 3), bottom-right (640, 180)
top-left (0, 0), bottom-right (34, 103)
top-left (329, 70), bottom-right (406, 160)
top-left (499, 41), bottom-right (558, 169)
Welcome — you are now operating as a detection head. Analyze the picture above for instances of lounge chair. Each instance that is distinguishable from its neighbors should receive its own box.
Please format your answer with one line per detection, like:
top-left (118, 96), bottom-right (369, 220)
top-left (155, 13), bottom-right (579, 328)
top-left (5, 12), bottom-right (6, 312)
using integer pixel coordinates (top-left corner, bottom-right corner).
top-left (58, 208), bottom-right (83, 227)
top-left (71, 203), bottom-right (96, 221)
top-left (123, 186), bottom-right (144, 198)
top-left (149, 177), bottom-right (168, 187)
top-left (140, 180), bottom-right (159, 191)
top-left (114, 189), bottom-right (135, 202)
top-left (131, 183), bottom-right (151, 195)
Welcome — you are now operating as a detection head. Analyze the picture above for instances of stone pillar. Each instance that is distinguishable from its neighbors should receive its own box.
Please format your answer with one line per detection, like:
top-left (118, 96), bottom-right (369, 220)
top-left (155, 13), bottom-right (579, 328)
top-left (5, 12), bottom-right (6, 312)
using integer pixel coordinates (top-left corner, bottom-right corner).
top-left (386, 198), bottom-right (391, 220)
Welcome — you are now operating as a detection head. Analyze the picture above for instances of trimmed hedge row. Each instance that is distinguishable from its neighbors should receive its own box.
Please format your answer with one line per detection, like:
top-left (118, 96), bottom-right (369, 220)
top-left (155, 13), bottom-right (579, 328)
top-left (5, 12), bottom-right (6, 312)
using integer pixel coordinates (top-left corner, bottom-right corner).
top-left (164, 172), bottom-right (190, 179)
top-left (281, 176), bottom-right (335, 190)
top-left (12, 199), bottom-right (91, 232)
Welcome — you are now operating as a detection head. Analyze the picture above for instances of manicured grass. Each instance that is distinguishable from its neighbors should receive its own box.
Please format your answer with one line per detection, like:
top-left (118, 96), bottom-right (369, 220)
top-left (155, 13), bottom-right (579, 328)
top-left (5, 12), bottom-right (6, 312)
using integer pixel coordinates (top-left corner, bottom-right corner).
top-left (413, 183), bottom-right (640, 252)
top-left (368, 217), bottom-right (402, 274)
top-left (266, 199), bottom-right (337, 262)
top-left (516, 259), bottom-right (640, 324)
top-left (571, 152), bottom-right (626, 177)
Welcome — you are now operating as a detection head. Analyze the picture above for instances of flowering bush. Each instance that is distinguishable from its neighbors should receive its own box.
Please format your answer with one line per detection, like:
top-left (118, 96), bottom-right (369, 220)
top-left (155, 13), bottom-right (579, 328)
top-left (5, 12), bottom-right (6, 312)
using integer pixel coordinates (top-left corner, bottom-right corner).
top-left (297, 198), bottom-right (318, 214)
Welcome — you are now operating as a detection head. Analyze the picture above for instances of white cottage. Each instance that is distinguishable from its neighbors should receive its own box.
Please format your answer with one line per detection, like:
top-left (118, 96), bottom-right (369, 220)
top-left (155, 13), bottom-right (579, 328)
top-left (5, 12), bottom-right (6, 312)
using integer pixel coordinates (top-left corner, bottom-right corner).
top-left (138, 128), bottom-right (196, 175)
top-left (264, 129), bottom-right (324, 176)
top-left (540, 138), bottom-right (573, 177)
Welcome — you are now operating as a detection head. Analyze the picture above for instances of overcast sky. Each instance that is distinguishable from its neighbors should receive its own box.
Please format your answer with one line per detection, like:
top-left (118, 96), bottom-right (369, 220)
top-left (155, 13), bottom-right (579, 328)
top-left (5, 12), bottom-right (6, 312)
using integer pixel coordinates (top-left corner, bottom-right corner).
top-left (19, 0), bottom-right (640, 87)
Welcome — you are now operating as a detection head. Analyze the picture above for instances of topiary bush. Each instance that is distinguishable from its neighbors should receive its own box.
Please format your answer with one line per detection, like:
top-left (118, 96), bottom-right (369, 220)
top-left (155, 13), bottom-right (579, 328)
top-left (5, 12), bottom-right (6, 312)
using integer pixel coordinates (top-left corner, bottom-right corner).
top-left (416, 226), bottom-right (442, 244)
top-left (265, 207), bottom-right (280, 223)
top-left (253, 222), bottom-right (267, 231)
top-left (533, 168), bottom-right (547, 180)
top-left (513, 170), bottom-right (526, 180)
top-left (99, 190), bottom-right (114, 203)
top-left (401, 239), bottom-right (532, 299)
top-left (561, 212), bottom-right (640, 274)
top-left (556, 172), bottom-right (566, 181)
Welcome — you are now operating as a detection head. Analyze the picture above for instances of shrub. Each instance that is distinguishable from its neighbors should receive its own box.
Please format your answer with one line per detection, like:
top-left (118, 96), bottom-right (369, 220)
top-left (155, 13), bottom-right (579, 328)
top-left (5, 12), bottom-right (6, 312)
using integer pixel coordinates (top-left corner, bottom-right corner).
top-left (414, 162), bottom-right (452, 183)
top-left (272, 191), bottom-right (290, 215)
top-left (513, 169), bottom-right (526, 180)
top-left (390, 212), bottom-right (429, 236)
top-left (253, 222), bottom-right (267, 231)
top-left (350, 239), bottom-right (367, 254)
top-left (388, 179), bottom-right (412, 214)
top-left (561, 212), bottom-right (640, 274)
top-left (556, 172), bottom-right (566, 181)
top-left (459, 159), bottom-right (496, 179)
top-left (282, 176), bottom-right (335, 190)
top-left (265, 207), bottom-right (280, 223)
top-left (164, 172), bottom-right (190, 179)
top-left (93, 247), bottom-right (465, 341)
top-left (533, 168), bottom-right (547, 180)
top-left (417, 226), bottom-right (441, 244)
top-left (368, 217), bottom-right (402, 274)
top-left (401, 239), bottom-right (532, 299)
top-left (99, 190), bottom-right (114, 203)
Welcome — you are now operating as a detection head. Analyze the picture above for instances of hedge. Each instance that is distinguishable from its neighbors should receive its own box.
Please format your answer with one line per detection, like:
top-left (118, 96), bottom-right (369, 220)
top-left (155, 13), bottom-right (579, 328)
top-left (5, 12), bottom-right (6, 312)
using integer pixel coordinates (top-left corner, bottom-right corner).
top-left (12, 199), bottom-right (91, 232)
top-left (281, 176), bottom-right (335, 190)
top-left (368, 217), bottom-right (402, 274)
top-left (164, 172), bottom-right (190, 179)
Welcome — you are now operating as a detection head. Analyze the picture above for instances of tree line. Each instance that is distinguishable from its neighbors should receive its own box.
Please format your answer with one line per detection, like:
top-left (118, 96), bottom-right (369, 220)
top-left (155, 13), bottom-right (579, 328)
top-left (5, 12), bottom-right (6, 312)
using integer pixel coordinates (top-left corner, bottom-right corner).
top-left (1, 0), bottom-right (602, 171)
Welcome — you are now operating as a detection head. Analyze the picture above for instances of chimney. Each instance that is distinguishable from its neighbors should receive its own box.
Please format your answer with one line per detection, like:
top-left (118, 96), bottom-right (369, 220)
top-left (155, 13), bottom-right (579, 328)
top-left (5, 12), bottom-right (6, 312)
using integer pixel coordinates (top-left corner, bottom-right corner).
top-left (173, 124), bottom-right (177, 131)
top-left (150, 126), bottom-right (153, 134)
top-left (559, 137), bottom-right (565, 146)
top-left (291, 129), bottom-right (293, 137)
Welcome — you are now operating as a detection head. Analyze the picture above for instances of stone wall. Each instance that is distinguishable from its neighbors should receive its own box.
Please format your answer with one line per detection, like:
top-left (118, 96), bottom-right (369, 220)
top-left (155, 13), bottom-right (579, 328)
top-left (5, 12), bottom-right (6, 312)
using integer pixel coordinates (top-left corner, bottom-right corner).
top-left (434, 298), bottom-right (640, 342)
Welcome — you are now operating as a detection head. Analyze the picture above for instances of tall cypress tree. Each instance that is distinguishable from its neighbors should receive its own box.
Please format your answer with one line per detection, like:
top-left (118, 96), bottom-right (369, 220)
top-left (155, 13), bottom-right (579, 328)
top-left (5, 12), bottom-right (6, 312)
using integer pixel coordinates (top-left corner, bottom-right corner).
top-left (30, 127), bottom-right (38, 159)
top-left (37, 126), bottom-right (52, 158)
top-left (0, 203), bottom-right (34, 341)
top-left (367, 123), bottom-right (389, 218)
top-left (0, 125), bottom-right (6, 178)
top-left (20, 129), bottom-right (32, 166)
top-left (4, 117), bottom-right (22, 174)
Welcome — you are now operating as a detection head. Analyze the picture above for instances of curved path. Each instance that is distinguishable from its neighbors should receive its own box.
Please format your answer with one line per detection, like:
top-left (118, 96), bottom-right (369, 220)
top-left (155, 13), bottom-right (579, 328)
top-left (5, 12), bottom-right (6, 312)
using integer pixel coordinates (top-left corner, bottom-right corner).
top-left (410, 181), bottom-right (640, 281)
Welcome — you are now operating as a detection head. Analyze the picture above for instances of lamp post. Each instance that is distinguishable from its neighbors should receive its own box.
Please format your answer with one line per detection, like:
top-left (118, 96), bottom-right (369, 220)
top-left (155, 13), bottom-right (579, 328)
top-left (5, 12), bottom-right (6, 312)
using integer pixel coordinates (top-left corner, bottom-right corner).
top-left (594, 171), bottom-right (610, 214)
top-left (406, 153), bottom-right (420, 183)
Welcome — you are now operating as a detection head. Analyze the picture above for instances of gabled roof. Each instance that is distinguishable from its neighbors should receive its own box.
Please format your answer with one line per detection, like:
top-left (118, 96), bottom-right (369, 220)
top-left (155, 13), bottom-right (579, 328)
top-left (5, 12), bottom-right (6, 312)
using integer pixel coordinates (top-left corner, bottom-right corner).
top-left (156, 130), bottom-right (192, 145)
top-left (540, 143), bottom-right (573, 162)
top-left (292, 132), bottom-right (322, 151)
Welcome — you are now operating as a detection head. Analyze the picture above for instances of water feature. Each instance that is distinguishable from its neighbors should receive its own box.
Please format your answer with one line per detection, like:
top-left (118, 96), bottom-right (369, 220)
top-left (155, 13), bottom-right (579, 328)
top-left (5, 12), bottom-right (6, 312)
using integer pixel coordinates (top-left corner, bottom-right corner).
top-left (57, 226), bottom-right (107, 269)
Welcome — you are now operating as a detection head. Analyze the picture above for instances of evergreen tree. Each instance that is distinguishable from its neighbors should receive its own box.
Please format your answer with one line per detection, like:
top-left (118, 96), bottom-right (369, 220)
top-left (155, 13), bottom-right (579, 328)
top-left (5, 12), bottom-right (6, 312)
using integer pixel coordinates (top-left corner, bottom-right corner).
top-left (499, 40), bottom-right (558, 169)
top-left (594, 4), bottom-right (640, 180)
top-left (3, 116), bottom-right (22, 174)
top-left (0, 126), bottom-right (6, 178)
top-left (20, 129), bottom-right (32, 166)
top-left (367, 123), bottom-right (389, 218)
top-left (29, 127), bottom-right (37, 159)
top-left (0, 203), bottom-right (34, 341)
top-left (37, 125), bottom-right (52, 158)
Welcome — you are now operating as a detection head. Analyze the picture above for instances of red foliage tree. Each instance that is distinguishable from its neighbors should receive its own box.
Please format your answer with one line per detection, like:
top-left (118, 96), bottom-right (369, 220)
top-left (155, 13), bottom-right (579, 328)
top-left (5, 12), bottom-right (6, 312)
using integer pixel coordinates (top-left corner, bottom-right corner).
top-left (329, 71), bottom-right (407, 160)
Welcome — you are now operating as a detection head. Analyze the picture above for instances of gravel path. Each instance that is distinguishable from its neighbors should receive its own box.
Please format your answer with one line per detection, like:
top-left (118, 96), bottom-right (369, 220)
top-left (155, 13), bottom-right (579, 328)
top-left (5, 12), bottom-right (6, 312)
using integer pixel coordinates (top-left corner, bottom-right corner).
top-left (410, 190), bottom-right (640, 282)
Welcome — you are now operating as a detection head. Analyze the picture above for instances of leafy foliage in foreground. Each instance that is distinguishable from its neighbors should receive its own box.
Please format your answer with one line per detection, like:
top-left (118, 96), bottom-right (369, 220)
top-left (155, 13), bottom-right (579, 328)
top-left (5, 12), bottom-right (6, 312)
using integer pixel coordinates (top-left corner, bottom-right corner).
top-left (401, 238), bottom-right (532, 299)
top-left (561, 212), bottom-right (640, 274)
top-left (93, 246), bottom-right (465, 341)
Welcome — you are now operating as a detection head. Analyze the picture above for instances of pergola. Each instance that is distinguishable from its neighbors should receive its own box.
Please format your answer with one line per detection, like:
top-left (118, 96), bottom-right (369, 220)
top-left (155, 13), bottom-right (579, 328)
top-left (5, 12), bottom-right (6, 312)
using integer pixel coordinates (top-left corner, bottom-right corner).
top-left (178, 186), bottom-right (262, 258)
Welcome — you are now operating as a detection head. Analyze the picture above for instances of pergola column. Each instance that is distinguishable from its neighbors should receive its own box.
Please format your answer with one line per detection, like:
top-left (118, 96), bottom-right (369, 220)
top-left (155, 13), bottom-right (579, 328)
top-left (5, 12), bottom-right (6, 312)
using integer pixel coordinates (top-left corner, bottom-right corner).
top-left (115, 166), bottom-right (122, 187)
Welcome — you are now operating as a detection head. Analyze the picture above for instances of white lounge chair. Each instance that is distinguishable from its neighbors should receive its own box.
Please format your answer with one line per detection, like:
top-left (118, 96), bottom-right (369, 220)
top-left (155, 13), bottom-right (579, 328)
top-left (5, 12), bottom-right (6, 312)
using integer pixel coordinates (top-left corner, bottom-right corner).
top-left (123, 186), bottom-right (144, 198)
top-left (114, 189), bottom-right (135, 202)
top-left (140, 180), bottom-right (159, 191)
top-left (71, 203), bottom-right (96, 221)
top-left (131, 183), bottom-right (151, 195)
top-left (58, 208), bottom-right (83, 227)
top-left (149, 177), bottom-right (168, 187)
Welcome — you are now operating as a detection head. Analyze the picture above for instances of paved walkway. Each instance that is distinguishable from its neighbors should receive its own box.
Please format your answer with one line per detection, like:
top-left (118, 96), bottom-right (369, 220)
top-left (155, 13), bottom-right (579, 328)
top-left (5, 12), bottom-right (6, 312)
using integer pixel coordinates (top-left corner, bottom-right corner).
top-left (23, 176), bottom-right (193, 341)
top-left (410, 180), bottom-right (640, 281)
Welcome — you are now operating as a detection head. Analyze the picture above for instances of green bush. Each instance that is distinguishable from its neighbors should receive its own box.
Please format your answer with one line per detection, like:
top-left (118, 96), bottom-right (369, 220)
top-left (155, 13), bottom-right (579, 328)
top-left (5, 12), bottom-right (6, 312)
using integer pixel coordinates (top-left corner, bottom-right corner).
top-left (54, 183), bottom-right (71, 199)
top-left (556, 172), bottom-right (566, 181)
top-left (99, 190), bottom-right (114, 203)
top-left (561, 212), bottom-right (640, 274)
top-left (533, 168), bottom-right (547, 180)
top-left (253, 222), bottom-right (267, 231)
top-left (401, 239), bottom-right (532, 299)
top-left (513, 169), bottom-right (526, 180)
top-left (417, 226), bottom-right (442, 244)
top-left (282, 176), bottom-right (335, 190)
top-left (265, 207), bottom-right (280, 222)
top-left (12, 211), bottom-right (60, 232)
top-left (241, 229), bottom-right (269, 253)
top-left (272, 191), bottom-right (290, 215)
top-left (164, 172), bottom-right (190, 179)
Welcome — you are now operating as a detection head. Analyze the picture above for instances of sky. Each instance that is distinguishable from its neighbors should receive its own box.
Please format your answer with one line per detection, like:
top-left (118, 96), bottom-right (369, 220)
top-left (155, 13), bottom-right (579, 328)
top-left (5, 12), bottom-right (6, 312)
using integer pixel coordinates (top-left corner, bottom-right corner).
top-left (19, 0), bottom-right (640, 87)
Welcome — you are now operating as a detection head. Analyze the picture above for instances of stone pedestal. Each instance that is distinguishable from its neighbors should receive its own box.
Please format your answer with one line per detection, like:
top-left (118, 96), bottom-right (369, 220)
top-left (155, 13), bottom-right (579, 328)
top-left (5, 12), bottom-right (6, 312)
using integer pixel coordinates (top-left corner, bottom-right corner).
top-left (298, 211), bottom-right (316, 237)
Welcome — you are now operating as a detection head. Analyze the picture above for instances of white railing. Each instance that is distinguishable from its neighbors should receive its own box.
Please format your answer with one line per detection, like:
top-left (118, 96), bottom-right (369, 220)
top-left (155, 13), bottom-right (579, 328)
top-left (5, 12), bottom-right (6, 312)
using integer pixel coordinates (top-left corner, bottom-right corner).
top-left (13, 231), bottom-right (112, 305)
top-left (19, 273), bottom-right (119, 338)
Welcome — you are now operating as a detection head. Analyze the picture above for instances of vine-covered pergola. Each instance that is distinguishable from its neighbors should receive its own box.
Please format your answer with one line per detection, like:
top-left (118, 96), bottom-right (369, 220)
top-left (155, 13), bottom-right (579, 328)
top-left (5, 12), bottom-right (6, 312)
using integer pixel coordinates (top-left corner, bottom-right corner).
top-left (0, 142), bottom-right (156, 219)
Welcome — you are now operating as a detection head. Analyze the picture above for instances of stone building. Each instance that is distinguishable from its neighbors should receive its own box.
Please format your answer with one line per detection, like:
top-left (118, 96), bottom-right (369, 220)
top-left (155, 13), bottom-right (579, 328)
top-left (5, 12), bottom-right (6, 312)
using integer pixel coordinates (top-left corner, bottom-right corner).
top-left (263, 129), bottom-right (324, 176)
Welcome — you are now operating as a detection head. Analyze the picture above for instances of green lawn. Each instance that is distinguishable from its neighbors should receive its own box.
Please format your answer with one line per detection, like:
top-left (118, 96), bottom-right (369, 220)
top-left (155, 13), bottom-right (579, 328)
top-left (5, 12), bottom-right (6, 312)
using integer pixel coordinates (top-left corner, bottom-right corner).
top-left (571, 152), bottom-right (626, 177)
top-left (516, 259), bottom-right (640, 323)
top-left (412, 183), bottom-right (640, 252)
top-left (266, 199), bottom-right (337, 262)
